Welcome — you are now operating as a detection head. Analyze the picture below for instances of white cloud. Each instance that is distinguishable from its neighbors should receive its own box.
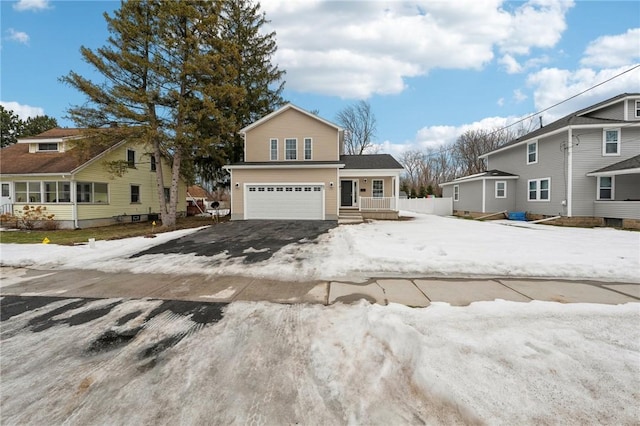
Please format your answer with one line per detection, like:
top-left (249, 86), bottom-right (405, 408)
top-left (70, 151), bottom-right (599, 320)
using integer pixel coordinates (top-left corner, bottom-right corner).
top-left (13, 0), bottom-right (51, 12)
top-left (581, 28), bottom-right (640, 68)
top-left (261, 0), bottom-right (573, 98)
top-left (497, 97), bottom-right (505, 106)
top-left (0, 101), bottom-right (45, 120)
top-left (513, 89), bottom-right (528, 103)
top-left (6, 28), bottom-right (30, 45)
top-left (499, 54), bottom-right (522, 74)
top-left (526, 65), bottom-right (640, 123)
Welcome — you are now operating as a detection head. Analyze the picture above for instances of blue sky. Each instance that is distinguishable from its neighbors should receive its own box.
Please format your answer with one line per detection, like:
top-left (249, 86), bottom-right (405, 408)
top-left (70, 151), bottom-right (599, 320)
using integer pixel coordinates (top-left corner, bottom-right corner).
top-left (2, 0), bottom-right (639, 156)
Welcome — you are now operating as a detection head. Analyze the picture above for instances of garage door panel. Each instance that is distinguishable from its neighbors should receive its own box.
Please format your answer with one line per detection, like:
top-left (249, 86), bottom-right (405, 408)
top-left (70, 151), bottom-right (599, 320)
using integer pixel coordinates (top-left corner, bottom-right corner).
top-left (246, 185), bottom-right (324, 220)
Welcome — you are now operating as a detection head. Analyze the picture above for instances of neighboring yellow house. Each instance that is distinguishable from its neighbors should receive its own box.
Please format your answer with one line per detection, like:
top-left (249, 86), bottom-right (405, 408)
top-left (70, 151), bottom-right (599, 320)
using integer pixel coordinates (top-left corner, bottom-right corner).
top-left (0, 128), bottom-right (186, 229)
top-left (224, 104), bottom-right (404, 222)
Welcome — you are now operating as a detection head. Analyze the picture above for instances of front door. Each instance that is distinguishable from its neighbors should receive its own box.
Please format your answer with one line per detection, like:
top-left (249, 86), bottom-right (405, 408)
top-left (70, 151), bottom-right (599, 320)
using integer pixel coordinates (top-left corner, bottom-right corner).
top-left (340, 180), bottom-right (352, 207)
top-left (1, 183), bottom-right (11, 213)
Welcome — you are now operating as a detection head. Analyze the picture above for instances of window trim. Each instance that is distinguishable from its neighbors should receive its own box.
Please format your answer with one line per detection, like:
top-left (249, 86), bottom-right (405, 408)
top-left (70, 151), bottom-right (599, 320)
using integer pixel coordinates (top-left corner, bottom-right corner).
top-left (597, 176), bottom-right (614, 200)
top-left (602, 128), bottom-right (621, 156)
top-left (526, 141), bottom-right (538, 165)
top-left (270, 138), bottom-right (278, 161)
top-left (527, 177), bottom-right (551, 202)
top-left (372, 179), bottom-right (384, 198)
top-left (635, 100), bottom-right (640, 118)
top-left (150, 154), bottom-right (157, 171)
top-left (285, 138), bottom-right (297, 160)
top-left (304, 137), bottom-right (312, 160)
top-left (495, 181), bottom-right (506, 199)
top-left (37, 143), bottom-right (58, 152)
top-left (453, 184), bottom-right (459, 202)
top-left (130, 184), bottom-right (141, 204)
top-left (127, 149), bottom-right (136, 168)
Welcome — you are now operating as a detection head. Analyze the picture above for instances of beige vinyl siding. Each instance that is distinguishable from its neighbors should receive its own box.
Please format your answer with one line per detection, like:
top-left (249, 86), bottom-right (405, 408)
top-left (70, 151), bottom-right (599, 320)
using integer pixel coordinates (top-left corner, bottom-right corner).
top-left (230, 168), bottom-right (339, 220)
top-left (244, 108), bottom-right (339, 162)
top-left (356, 176), bottom-right (395, 197)
top-left (571, 126), bottom-right (640, 217)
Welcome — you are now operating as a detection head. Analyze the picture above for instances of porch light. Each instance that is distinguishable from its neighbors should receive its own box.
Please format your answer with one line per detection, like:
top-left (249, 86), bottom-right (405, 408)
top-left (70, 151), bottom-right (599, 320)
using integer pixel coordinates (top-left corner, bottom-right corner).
top-left (330, 182), bottom-right (334, 188)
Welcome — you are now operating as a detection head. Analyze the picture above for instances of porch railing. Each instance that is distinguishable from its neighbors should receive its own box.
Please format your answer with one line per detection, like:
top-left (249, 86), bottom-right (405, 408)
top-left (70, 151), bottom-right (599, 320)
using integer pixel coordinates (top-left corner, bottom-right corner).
top-left (0, 203), bottom-right (12, 215)
top-left (359, 197), bottom-right (397, 211)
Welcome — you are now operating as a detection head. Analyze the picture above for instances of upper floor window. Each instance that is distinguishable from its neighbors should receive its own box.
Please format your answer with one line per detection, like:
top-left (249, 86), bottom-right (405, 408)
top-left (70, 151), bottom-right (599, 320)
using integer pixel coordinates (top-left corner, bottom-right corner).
top-left (270, 138), bottom-right (278, 161)
top-left (597, 176), bottom-right (613, 200)
top-left (495, 181), bottom-right (506, 198)
top-left (37, 143), bottom-right (58, 152)
top-left (635, 100), bottom-right (640, 118)
top-left (150, 155), bottom-right (157, 171)
top-left (453, 185), bottom-right (459, 202)
top-left (127, 149), bottom-right (136, 167)
top-left (285, 138), bottom-right (297, 160)
top-left (372, 179), bottom-right (384, 198)
top-left (603, 129), bottom-right (620, 156)
top-left (528, 178), bottom-right (550, 201)
top-left (527, 141), bottom-right (538, 165)
top-left (304, 138), bottom-right (312, 160)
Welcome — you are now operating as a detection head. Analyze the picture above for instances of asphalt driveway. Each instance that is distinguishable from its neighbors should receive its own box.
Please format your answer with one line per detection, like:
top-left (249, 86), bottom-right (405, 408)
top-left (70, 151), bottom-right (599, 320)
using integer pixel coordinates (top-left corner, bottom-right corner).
top-left (131, 220), bottom-right (338, 263)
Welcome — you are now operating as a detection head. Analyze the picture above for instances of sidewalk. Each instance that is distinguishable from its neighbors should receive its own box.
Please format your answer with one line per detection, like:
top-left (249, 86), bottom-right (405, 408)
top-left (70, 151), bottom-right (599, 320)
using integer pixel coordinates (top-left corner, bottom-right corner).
top-left (2, 267), bottom-right (638, 306)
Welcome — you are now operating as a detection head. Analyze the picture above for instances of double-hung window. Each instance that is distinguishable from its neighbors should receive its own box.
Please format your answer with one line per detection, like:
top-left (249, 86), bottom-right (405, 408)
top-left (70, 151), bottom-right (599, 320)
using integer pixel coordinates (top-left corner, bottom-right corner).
top-left (15, 182), bottom-right (41, 203)
top-left (44, 181), bottom-right (71, 203)
top-left (127, 149), bottom-right (136, 168)
top-left (527, 141), bottom-right (538, 164)
top-left (270, 139), bottom-right (278, 161)
top-left (603, 129), bottom-right (620, 156)
top-left (495, 181), bottom-right (506, 198)
top-left (453, 185), bottom-right (459, 202)
top-left (528, 178), bottom-right (550, 201)
top-left (304, 138), bottom-right (312, 160)
top-left (597, 176), bottom-right (613, 200)
top-left (37, 143), bottom-right (58, 152)
top-left (635, 100), bottom-right (640, 118)
top-left (150, 155), bottom-right (157, 171)
top-left (130, 185), bottom-right (140, 203)
top-left (372, 179), bottom-right (383, 198)
top-left (285, 138), bottom-right (297, 160)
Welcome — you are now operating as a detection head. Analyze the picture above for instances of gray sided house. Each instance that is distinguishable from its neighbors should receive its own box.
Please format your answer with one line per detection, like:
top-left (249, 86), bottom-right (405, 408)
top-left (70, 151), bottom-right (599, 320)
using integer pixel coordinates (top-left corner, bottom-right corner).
top-left (441, 93), bottom-right (640, 228)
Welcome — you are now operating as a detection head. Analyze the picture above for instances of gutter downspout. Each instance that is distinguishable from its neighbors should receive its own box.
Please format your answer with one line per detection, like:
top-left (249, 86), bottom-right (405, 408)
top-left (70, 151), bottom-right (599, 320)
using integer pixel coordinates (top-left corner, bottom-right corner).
top-left (567, 127), bottom-right (573, 217)
top-left (394, 175), bottom-right (400, 212)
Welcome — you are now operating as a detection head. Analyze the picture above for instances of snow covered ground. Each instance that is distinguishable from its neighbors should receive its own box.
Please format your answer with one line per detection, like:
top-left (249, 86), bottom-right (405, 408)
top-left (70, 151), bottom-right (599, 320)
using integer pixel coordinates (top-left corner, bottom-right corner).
top-left (1, 212), bottom-right (638, 282)
top-left (1, 298), bottom-right (638, 424)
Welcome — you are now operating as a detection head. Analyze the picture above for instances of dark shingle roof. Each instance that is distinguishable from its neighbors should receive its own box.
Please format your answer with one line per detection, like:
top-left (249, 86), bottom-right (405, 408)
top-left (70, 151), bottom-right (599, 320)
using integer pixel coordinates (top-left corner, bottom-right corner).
top-left (589, 154), bottom-right (640, 174)
top-left (340, 154), bottom-right (404, 170)
top-left (227, 161), bottom-right (342, 167)
top-left (1, 128), bottom-right (120, 175)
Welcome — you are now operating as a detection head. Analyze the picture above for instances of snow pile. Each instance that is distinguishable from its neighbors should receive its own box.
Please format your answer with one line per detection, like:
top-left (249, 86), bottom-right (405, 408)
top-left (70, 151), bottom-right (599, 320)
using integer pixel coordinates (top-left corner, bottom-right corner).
top-left (1, 299), bottom-right (638, 424)
top-left (1, 213), bottom-right (638, 282)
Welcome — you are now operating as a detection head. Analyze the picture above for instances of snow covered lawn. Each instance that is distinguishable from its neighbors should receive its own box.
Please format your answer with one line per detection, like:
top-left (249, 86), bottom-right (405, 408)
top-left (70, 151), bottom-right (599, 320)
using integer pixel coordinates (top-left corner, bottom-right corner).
top-left (1, 298), bottom-right (638, 424)
top-left (1, 212), bottom-right (638, 282)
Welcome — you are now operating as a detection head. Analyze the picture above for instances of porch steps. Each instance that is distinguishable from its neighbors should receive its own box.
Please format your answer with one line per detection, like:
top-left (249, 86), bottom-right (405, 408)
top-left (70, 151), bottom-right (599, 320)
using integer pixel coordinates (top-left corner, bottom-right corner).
top-left (338, 210), bottom-right (364, 224)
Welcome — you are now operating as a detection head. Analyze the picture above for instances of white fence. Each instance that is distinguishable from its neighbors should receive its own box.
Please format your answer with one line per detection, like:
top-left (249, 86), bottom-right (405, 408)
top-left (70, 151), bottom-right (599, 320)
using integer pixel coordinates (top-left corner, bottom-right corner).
top-left (398, 197), bottom-right (453, 216)
top-left (359, 197), bottom-right (396, 211)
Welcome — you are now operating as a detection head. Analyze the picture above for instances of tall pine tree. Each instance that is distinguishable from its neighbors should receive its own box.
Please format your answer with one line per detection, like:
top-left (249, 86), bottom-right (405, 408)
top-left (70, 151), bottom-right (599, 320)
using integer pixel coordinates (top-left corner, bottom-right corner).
top-left (61, 0), bottom-right (244, 227)
top-left (194, 0), bottom-right (286, 185)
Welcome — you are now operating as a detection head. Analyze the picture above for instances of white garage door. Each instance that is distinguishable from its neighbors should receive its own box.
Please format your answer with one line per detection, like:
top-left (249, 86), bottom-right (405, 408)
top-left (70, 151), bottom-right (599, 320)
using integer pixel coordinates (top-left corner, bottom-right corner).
top-left (245, 184), bottom-right (324, 220)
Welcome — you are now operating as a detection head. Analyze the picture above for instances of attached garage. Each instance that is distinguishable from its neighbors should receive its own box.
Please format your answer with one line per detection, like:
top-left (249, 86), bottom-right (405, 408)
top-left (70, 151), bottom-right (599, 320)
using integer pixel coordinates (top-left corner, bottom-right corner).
top-left (245, 184), bottom-right (325, 220)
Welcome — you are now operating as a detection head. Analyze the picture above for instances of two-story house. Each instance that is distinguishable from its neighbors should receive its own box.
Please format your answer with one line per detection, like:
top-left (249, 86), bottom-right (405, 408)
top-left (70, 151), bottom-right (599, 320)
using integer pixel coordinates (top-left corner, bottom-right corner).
top-left (224, 103), bottom-right (404, 222)
top-left (440, 93), bottom-right (640, 228)
top-left (0, 128), bottom-right (186, 229)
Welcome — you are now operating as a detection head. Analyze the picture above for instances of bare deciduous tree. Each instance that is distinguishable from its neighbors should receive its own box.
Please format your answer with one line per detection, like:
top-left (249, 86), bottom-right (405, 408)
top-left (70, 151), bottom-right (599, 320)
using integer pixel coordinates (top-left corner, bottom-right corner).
top-left (336, 100), bottom-right (377, 155)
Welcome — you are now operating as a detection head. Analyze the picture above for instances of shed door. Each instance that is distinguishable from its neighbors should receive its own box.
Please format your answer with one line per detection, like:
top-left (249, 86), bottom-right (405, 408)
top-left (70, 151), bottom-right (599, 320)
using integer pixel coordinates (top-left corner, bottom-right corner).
top-left (245, 184), bottom-right (324, 220)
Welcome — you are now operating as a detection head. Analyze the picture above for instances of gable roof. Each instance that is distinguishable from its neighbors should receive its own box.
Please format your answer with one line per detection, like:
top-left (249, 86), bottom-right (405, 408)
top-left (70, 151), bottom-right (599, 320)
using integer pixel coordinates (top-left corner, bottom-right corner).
top-left (340, 154), bottom-right (404, 170)
top-left (187, 185), bottom-right (214, 200)
top-left (240, 103), bottom-right (342, 133)
top-left (439, 169), bottom-right (519, 186)
top-left (587, 154), bottom-right (640, 176)
top-left (0, 128), bottom-right (124, 175)
top-left (480, 93), bottom-right (640, 159)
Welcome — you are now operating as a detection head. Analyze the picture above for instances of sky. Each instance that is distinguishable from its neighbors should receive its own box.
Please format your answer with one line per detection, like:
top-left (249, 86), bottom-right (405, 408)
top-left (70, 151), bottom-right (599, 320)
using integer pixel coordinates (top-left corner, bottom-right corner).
top-left (1, 0), bottom-right (639, 157)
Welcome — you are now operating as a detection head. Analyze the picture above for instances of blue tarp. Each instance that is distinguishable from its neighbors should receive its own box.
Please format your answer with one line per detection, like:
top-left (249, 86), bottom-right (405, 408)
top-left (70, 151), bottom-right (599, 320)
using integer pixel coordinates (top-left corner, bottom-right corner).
top-left (507, 211), bottom-right (527, 221)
